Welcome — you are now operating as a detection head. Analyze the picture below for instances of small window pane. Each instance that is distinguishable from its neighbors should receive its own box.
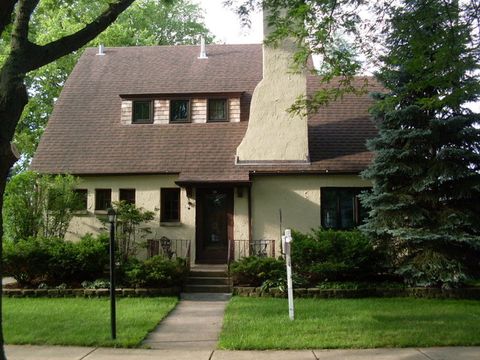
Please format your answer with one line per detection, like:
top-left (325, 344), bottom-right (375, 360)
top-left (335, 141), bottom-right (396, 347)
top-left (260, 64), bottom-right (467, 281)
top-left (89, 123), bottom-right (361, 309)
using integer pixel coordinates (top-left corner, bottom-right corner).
top-left (74, 189), bottom-right (88, 210)
top-left (170, 100), bottom-right (189, 122)
top-left (161, 188), bottom-right (180, 222)
top-left (119, 189), bottom-right (135, 205)
top-left (208, 99), bottom-right (227, 121)
top-left (95, 189), bottom-right (111, 211)
top-left (133, 101), bottom-right (152, 123)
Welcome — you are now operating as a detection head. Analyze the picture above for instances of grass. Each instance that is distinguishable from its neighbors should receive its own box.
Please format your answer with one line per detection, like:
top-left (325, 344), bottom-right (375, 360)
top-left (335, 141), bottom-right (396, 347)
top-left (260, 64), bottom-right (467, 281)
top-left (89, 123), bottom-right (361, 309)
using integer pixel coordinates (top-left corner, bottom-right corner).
top-left (219, 297), bottom-right (480, 350)
top-left (4, 297), bottom-right (177, 347)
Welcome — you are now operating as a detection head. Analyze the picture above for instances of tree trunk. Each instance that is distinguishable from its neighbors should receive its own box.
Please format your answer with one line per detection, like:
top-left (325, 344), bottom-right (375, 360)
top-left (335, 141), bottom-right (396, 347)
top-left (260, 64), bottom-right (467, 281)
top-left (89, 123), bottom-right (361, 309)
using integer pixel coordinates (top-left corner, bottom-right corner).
top-left (0, 64), bottom-right (29, 360)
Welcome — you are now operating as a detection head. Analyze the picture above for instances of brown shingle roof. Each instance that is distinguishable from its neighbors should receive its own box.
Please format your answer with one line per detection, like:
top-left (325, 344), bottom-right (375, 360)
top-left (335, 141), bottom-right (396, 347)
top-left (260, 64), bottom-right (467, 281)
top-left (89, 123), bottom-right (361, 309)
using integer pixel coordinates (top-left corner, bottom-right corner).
top-left (31, 44), bottom-right (383, 181)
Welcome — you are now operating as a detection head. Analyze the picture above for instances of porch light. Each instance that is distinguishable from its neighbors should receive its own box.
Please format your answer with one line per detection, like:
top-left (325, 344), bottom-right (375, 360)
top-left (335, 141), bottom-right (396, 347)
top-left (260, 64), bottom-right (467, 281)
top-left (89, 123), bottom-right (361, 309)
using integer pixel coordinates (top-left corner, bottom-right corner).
top-left (107, 207), bottom-right (116, 223)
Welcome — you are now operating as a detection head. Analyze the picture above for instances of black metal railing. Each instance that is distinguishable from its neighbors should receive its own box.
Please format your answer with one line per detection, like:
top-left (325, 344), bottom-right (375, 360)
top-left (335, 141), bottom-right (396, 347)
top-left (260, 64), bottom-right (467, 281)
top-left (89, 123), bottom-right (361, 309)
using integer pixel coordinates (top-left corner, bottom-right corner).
top-left (231, 239), bottom-right (275, 261)
top-left (147, 238), bottom-right (191, 260)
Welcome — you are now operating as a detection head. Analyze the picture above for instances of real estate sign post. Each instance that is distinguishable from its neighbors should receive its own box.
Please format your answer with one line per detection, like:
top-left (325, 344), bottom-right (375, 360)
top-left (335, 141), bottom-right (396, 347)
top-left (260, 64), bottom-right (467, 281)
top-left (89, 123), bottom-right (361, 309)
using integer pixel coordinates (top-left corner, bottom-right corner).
top-left (283, 229), bottom-right (294, 320)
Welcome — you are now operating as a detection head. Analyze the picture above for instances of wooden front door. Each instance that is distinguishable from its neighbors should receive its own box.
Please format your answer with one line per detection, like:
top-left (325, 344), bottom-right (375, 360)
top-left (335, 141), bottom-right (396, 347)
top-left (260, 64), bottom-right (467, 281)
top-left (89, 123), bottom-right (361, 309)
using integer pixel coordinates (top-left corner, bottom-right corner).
top-left (196, 188), bottom-right (233, 264)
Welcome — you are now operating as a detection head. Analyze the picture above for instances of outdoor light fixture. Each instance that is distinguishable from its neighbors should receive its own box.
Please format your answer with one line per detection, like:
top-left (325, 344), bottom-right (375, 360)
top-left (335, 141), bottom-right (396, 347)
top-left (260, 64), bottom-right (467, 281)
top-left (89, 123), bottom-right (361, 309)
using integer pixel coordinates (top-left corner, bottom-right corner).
top-left (107, 207), bottom-right (117, 340)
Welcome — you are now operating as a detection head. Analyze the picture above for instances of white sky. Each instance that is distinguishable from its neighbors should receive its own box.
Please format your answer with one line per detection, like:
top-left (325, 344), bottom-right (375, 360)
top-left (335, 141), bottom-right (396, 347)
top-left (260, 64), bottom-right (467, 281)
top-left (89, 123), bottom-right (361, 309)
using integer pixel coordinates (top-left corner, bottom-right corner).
top-left (195, 0), bottom-right (263, 44)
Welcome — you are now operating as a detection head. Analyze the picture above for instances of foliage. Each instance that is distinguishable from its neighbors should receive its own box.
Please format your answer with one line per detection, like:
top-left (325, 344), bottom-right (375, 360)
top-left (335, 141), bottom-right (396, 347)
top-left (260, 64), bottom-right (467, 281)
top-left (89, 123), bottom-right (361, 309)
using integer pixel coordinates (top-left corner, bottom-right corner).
top-left (361, 0), bottom-right (480, 288)
top-left (3, 171), bottom-right (82, 241)
top-left (8, 0), bottom-right (213, 171)
top-left (111, 201), bottom-right (155, 261)
top-left (291, 229), bottom-right (384, 285)
top-left (3, 233), bottom-right (109, 287)
top-left (225, 0), bottom-right (480, 114)
top-left (229, 256), bottom-right (285, 287)
top-left (121, 256), bottom-right (189, 288)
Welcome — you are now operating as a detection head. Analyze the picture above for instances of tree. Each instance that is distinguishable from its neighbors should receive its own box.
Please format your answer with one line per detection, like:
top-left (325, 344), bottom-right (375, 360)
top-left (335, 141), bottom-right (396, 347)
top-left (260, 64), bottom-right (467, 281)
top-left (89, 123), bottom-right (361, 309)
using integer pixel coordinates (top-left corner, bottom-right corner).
top-left (11, 0), bottom-right (212, 171)
top-left (361, 0), bottom-right (480, 287)
top-left (0, 1), bottom-right (144, 358)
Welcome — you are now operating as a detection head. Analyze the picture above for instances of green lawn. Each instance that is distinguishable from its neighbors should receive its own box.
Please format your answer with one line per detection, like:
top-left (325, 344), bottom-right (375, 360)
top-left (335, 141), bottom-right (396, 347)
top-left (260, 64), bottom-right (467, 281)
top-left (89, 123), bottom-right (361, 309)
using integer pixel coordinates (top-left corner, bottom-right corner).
top-left (219, 297), bottom-right (480, 349)
top-left (4, 297), bottom-right (177, 347)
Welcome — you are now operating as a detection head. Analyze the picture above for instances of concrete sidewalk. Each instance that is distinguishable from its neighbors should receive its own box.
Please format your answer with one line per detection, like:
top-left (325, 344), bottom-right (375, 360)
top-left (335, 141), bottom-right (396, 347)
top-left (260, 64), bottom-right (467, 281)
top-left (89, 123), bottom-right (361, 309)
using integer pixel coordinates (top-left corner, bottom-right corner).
top-left (5, 345), bottom-right (480, 360)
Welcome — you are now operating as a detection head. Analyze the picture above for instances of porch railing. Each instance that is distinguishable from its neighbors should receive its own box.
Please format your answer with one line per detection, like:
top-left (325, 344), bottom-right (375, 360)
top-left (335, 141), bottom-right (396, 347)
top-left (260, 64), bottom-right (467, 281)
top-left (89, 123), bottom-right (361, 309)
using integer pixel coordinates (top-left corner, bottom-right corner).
top-left (230, 239), bottom-right (276, 263)
top-left (147, 238), bottom-right (191, 260)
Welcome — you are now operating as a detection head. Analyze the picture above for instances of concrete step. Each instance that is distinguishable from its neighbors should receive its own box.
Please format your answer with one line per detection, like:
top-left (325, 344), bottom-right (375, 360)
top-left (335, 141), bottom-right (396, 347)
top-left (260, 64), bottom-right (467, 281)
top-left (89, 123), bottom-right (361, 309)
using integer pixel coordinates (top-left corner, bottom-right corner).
top-left (183, 284), bottom-right (231, 293)
top-left (189, 270), bottom-right (228, 278)
top-left (186, 276), bottom-right (230, 286)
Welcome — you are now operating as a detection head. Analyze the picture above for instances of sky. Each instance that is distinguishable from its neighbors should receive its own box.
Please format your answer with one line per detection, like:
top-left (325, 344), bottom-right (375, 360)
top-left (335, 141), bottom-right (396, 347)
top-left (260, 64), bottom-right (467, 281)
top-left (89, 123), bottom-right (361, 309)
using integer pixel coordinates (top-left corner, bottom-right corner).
top-left (195, 0), bottom-right (263, 44)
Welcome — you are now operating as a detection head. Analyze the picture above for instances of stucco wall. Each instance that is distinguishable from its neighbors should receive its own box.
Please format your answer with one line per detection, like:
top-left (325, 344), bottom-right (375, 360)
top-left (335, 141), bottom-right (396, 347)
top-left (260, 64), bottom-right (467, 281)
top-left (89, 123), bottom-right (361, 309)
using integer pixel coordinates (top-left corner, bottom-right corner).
top-left (250, 175), bottom-right (372, 256)
top-left (67, 175), bottom-right (196, 262)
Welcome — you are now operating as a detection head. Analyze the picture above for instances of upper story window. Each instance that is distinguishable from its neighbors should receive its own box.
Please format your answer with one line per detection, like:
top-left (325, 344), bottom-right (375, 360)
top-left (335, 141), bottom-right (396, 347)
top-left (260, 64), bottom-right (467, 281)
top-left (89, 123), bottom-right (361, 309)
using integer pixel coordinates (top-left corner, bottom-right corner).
top-left (208, 99), bottom-right (228, 122)
top-left (95, 189), bottom-right (112, 211)
top-left (321, 187), bottom-right (370, 230)
top-left (132, 100), bottom-right (153, 124)
top-left (119, 188), bottom-right (136, 205)
top-left (170, 99), bottom-right (190, 123)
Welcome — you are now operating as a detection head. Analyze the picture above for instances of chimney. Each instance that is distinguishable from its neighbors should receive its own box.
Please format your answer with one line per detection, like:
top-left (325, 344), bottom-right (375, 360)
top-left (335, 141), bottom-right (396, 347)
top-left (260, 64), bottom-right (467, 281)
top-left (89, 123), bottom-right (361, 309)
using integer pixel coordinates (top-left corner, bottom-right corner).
top-left (97, 44), bottom-right (105, 56)
top-left (235, 8), bottom-right (309, 164)
top-left (198, 36), bottom-right (208, 59)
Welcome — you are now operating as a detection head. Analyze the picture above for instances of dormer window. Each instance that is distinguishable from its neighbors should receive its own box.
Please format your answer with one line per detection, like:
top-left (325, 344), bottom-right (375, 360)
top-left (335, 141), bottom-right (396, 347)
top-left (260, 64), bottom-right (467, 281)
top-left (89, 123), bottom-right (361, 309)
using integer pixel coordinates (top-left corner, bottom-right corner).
top-left (170, 99), bottom-right (190, 123)
top-left (132, 100), bottom-right (153, 124)
top-left (208, 99), bottom-right (228, 122)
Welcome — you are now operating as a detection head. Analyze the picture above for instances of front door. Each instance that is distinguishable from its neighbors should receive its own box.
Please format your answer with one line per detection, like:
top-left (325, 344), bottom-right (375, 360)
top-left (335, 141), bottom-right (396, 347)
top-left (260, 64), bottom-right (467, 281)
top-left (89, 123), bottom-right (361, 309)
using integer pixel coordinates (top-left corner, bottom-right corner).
top-left (196, 188), bottom-right (233, 264)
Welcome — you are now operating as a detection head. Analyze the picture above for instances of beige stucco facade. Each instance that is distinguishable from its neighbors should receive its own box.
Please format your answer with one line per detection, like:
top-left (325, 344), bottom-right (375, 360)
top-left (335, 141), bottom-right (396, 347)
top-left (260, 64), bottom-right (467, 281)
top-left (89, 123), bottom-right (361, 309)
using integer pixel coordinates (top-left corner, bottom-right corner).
top-left (250, 175), bottom-right (371, 256)
top-left (67, 173), bottom-right (370, 263)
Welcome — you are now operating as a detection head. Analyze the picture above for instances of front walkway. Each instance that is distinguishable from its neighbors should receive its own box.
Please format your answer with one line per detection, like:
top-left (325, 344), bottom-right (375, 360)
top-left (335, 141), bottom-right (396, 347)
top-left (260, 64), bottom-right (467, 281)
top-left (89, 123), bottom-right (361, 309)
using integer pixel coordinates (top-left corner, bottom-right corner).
top-left (5, 345), bottom-right (480, 360)
top-left (143, 292), bottom-right (230, 350)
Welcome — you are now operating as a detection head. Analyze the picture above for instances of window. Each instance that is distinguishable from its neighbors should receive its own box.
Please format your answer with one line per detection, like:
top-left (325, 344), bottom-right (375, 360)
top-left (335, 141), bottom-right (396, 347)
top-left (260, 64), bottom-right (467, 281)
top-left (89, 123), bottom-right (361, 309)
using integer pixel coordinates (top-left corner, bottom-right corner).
top-left (95, 189), bottom-right (111, 211)
top-left (74, 189), bottom-right (88, 210)
top-left (119, 188), bottom-right (135, 205)
top-left (161, 188), bottom-right (180, 222)
top-left (132, 101), bottom-right (153, 123)
top-left (170, 99), bottom-right (190, 123)
top-left (321, 188), bottom-right (370, 230)
top-left (208, 99), bottom-right (228, 122)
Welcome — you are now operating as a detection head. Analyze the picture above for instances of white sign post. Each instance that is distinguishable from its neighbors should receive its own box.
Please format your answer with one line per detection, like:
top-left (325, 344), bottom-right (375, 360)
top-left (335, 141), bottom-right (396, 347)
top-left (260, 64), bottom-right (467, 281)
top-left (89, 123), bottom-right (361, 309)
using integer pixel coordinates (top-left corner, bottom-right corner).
top-left (283, 229), bottom-right (294, 320)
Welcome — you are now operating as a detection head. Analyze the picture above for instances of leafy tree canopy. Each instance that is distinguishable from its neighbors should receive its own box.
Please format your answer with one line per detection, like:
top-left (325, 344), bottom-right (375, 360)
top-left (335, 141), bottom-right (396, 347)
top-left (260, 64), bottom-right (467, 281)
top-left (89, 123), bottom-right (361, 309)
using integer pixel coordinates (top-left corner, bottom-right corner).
top-left (1, 0), bottom-right (213, 171)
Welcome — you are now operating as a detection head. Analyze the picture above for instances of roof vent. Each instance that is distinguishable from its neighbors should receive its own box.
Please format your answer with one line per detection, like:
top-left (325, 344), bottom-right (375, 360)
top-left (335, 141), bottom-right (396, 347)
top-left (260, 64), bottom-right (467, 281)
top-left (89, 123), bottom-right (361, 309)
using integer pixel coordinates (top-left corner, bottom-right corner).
top-left (198, 37), bottom-right (208, 59)
top-left (97, 44), bottom-right (105, 56)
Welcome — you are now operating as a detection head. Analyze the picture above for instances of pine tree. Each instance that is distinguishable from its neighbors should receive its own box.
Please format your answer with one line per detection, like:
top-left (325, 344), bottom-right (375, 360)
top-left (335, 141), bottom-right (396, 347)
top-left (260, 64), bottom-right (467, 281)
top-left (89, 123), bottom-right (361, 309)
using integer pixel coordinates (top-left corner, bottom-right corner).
top-left (361, 0), bottom-right (480, 287)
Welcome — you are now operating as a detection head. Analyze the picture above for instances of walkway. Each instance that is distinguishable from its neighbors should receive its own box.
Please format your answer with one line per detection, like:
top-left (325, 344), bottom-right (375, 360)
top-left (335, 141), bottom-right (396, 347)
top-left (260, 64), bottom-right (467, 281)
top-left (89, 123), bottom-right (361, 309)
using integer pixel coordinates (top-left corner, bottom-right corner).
top-left (5, 345), bottom-right (480, 360)
top-left (142, 292), bottom-right (230, 350)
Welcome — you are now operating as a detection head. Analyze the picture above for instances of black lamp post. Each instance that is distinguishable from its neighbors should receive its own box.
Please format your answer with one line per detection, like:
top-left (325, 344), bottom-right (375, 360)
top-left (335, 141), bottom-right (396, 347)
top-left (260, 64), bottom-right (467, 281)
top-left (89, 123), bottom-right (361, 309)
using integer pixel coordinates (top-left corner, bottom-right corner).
top-left (107, 207), bottom-right (117, 340)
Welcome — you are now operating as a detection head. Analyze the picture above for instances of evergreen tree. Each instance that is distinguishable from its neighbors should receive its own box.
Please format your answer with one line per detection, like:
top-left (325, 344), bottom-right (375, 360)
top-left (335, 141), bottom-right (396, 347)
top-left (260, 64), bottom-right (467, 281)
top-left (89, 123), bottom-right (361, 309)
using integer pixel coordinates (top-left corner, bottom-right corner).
top-left (361, 0), bottom-right (480, 287)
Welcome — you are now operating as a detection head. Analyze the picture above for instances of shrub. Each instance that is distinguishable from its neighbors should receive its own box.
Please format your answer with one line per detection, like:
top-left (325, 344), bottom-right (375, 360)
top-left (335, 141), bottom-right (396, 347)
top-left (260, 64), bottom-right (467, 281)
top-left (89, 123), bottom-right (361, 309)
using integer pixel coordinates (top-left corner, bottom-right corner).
top-left (229, 256), bottom-right (285, 286)
top-left (3, 233), bottom-right (109, 286)
top-left (123, 256), bottom-right (189, 288)
top-left (292, 228), bottom-right (385, 285)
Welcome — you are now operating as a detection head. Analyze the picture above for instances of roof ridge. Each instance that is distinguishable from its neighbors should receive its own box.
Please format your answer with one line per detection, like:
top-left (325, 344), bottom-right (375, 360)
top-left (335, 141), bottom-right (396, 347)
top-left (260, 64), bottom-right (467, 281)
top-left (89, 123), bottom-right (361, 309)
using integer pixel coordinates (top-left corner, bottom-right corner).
top-left (85, 43), bottom-right (263, 51)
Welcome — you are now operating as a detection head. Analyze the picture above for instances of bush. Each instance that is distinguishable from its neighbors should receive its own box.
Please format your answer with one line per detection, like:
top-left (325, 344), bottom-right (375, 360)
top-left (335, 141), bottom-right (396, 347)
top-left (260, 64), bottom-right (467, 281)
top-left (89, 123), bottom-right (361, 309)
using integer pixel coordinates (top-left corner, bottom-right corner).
top-left (229, 256), bottom-right (285, 286)
top-left (3, 234), bottom-right (109, 287)
top-left (292, 228), bottom-right (385, 285)
top-left (122, 256), bottom-right (189, 288)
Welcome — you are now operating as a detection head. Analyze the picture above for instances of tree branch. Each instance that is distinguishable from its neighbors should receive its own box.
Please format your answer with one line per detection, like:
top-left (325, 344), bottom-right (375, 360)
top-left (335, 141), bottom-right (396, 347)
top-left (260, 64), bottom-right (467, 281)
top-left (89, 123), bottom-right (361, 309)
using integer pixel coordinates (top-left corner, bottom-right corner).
top-left (11, 0), bottom-right (39, 51)
top-left (0, 0), bottom-right (18, 36)
top-left (24, 0), bottom-right (135, 72)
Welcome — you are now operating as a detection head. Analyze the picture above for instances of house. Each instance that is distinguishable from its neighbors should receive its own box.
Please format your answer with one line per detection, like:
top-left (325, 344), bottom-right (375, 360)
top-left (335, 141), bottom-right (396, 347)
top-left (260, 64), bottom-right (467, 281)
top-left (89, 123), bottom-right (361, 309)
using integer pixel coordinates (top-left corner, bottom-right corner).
top-left (31, 17), bottom-right (381, 265)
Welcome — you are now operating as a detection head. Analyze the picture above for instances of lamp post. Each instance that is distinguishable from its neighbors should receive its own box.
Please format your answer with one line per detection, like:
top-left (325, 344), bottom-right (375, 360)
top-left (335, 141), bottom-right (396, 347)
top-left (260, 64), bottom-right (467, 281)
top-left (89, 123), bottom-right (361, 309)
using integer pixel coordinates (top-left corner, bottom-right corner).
top-left (107, 207), bottom-right (117, 340)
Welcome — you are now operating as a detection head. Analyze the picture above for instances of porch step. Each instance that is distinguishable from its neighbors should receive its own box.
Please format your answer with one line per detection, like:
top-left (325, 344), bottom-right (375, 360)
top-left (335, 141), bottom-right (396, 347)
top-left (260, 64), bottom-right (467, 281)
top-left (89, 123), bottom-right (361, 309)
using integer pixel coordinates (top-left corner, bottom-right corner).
top-left (184, 264), bottom-right (231, 293)
top-left (187, 276), bottom-right (230, 286)
top-left (183, 284), bottom-right (232, 293)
